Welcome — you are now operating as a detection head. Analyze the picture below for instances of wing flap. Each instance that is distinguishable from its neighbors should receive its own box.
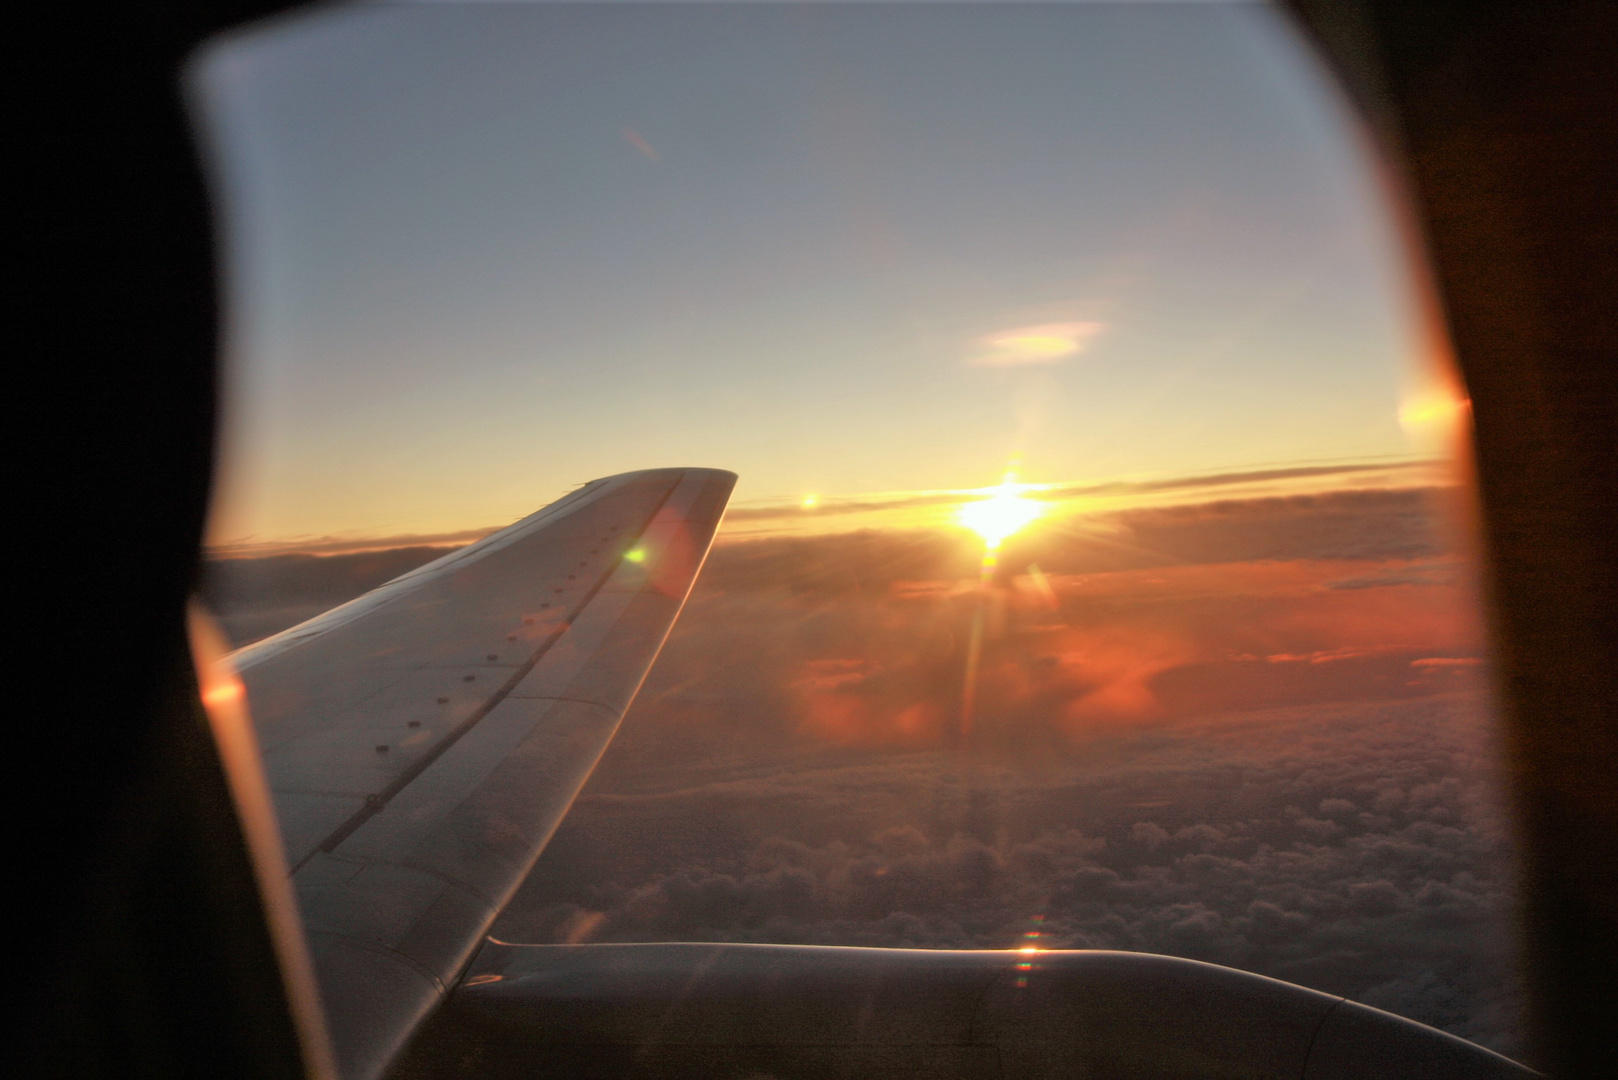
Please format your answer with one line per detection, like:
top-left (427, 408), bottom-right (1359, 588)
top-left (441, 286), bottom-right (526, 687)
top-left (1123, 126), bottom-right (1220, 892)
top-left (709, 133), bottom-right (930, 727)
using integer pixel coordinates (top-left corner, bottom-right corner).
top-left (231, 467), bottom-right (735, 1080)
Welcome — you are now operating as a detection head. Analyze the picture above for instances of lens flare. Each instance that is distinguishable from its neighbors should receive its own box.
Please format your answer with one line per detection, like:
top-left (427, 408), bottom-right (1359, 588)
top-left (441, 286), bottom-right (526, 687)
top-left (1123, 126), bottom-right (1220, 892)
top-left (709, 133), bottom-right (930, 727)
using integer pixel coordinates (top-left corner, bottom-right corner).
top-left (958, 477), bottom-right (1043, 550)
top-left (1399, 391), bottom-right (1471, 433)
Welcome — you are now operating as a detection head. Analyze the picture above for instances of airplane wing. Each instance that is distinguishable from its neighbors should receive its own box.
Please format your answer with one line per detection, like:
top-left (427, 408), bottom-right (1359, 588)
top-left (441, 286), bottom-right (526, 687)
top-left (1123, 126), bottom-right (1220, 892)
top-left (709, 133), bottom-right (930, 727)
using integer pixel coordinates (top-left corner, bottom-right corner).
top-left (231, 467), bottom-right (736, 1080)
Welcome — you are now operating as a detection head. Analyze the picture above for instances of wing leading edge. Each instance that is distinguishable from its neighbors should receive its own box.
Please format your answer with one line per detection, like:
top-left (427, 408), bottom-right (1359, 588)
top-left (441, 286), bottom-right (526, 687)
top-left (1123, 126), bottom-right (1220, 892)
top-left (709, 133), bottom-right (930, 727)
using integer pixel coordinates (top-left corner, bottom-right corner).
top-left (232, 467), bottom-right (736, 1080)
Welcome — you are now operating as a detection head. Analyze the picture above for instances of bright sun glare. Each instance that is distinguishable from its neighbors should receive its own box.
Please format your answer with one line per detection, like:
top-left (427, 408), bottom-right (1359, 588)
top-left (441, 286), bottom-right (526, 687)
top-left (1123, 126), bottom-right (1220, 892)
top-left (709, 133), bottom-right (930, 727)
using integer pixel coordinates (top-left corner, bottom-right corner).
top-left (958, 477), bottom-right (1043, 550)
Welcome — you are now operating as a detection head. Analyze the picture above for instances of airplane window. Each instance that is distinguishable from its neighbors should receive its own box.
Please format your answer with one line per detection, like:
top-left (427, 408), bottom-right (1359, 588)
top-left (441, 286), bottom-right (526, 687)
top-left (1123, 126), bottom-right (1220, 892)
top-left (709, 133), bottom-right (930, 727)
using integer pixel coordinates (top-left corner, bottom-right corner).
top-left (193, 0), bottom-right (1525, 1063)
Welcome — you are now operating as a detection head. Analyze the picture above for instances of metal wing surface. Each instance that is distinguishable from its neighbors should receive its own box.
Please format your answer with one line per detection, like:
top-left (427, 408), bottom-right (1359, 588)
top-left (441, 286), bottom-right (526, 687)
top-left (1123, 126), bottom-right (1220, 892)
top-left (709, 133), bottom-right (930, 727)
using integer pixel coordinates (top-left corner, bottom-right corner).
top-left (230, 467), bottom-right (736, 1080)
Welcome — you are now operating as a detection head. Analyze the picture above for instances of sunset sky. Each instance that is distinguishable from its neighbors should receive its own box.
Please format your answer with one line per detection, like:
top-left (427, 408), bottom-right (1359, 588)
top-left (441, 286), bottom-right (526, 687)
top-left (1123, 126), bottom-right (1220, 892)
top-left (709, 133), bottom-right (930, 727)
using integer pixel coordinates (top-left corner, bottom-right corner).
top-left (194, 0), bottom-right (1438, 552)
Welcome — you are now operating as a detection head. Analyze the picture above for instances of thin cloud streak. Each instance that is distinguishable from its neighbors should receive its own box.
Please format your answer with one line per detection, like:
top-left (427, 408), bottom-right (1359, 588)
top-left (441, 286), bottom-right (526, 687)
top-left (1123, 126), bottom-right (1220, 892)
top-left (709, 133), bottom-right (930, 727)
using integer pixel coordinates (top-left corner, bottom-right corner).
top-left (207, 526), bottom-right (497, 560)
top-left (968, 321), bottom-right (1103, 367)
top-left (726, 459), bottom-right (1439, 526)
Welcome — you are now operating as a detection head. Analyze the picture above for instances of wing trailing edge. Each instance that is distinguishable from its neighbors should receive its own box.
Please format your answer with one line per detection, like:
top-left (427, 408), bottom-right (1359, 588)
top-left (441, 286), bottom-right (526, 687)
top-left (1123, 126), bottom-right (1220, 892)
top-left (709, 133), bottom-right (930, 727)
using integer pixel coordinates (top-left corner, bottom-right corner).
top-left (397, 943), bottom-right (1538, 1080)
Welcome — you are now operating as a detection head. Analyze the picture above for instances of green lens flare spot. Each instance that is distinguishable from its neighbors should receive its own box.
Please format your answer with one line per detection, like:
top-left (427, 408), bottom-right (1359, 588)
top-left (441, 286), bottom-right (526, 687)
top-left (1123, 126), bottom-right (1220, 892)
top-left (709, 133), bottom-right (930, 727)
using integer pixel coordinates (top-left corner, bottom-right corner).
top-left (624, 547), bottom-right (646, 563)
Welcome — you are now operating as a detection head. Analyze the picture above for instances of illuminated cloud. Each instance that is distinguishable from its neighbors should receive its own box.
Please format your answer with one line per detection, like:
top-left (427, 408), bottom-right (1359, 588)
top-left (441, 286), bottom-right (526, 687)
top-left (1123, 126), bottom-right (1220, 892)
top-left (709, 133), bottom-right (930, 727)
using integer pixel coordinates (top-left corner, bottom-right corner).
top-left (969, 321), bottom-right (1102, 367)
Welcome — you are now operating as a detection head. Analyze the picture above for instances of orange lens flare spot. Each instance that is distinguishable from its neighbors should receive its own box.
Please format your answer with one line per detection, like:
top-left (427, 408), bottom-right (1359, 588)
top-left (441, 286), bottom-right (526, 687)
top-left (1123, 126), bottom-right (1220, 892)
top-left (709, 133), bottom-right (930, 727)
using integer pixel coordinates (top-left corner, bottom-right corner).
top-left (201, 680), bottom-right (246, 707)
top-left (1398, 392), bottom-right (1471, 432)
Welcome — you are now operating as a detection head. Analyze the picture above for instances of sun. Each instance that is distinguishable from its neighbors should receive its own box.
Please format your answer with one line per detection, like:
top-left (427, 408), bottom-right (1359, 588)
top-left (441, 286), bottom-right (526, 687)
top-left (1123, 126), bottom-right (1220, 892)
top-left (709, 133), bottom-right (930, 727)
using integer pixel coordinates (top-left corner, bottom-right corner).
top-left (958, 476), bottom-right (1043, 549)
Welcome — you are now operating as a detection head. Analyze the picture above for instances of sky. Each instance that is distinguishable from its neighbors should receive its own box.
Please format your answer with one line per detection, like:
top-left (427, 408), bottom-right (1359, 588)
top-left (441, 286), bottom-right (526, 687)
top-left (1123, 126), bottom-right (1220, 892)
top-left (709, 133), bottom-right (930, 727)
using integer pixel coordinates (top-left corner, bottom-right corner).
top-left (193, 0), bottom-right (1439, 552)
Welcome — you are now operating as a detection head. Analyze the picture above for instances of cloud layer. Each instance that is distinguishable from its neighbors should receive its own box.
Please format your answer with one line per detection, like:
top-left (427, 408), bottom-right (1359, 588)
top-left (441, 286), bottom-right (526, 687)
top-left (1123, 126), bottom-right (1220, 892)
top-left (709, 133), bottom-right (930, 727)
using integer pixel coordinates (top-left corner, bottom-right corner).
top-left (496, 487), bottom-right (1523, 1057)
top-left (505, 697), bottom-right (1519, 1054)
top-left (208, 482), bottom-right (1524, 1059)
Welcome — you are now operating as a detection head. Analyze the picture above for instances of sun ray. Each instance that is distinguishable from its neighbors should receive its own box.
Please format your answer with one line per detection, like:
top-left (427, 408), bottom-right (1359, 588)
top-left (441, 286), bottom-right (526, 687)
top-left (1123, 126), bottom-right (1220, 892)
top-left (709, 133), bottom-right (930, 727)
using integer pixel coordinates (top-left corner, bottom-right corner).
top-left (958, 475), bottom-right (1043, 550)
top-left (958, 474), bottom-right (1044, 740)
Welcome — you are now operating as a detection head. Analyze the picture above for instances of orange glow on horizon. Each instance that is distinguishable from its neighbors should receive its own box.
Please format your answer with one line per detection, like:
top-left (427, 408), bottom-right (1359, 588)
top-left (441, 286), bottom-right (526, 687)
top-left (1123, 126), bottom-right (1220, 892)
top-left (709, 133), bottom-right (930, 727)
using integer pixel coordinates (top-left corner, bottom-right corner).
top-left (209, 459), bottom-right (1449, 555)
top-left (786, 553), bottom-right (1484, 750)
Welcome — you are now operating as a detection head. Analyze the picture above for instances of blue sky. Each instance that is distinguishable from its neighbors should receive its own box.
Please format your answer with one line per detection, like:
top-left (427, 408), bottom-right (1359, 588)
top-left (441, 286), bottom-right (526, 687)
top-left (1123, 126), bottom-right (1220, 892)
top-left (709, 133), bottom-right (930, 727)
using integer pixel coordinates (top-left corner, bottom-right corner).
top-left (196, 1), bottom-right (1429, 548)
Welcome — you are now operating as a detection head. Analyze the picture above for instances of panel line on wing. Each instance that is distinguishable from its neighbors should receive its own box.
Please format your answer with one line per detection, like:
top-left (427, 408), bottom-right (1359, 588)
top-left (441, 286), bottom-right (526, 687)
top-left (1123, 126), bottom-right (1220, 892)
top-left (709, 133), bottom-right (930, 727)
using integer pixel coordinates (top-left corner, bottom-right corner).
top-left (290, 473), bottom-right (685, 871)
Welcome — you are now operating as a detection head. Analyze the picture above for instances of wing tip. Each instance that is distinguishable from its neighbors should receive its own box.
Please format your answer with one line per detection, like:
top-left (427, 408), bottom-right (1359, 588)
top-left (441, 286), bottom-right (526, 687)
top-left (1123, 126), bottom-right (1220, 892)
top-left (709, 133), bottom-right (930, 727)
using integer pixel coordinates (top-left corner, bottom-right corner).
top-left (599, 466), bottom-right (738, 484)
